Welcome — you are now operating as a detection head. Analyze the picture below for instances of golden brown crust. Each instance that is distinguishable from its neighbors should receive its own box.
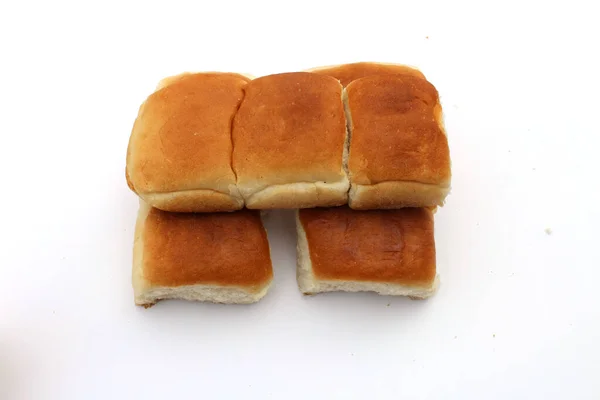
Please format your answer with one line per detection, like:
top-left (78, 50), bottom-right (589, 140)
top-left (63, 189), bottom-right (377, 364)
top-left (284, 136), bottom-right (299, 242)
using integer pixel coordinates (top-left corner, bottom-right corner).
top-left (141, 208), bottom-right (273, 289)
top-left (232, 72), bottom-right (348, 197)
top-left (346, 75), bottom-right (451, 187)
top-left (299, 206), bottom-right (436, 285)
top-left (308, 62), bottom-right (425, 87)
top-left (126, 73), bottom-right (249, 209)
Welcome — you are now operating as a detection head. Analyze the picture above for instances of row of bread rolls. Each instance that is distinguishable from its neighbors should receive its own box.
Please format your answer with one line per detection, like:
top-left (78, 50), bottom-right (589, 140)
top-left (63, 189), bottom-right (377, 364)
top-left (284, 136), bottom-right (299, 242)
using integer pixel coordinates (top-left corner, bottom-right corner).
top-left (125, 63), bottom-right (451, 213)
top-left (133, 201), bottom-right (437, 307)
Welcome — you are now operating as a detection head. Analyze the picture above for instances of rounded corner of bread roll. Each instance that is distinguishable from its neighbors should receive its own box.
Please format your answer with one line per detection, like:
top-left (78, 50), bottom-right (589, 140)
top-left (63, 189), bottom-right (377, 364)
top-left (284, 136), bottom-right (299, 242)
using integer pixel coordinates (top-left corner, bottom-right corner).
top-left (134, 299), bottom-right (157, 309)
top-left (247, 280), bottom-right (274, 303)
top-left (303, 63), bottom-right (343, 73)
top-left (307, 62), bottom-right (427, 87)
top-left (155, 71), bottom-right (254, 91)
top-left (433, 103), bottom-right (448, 136)
top-left (125, 167), bottom-right (136, 193)
top-left (155, 72), bottom-right (191, 90)
top-left (296, 279), bottom-right (317, 296)
top-left (408, 275), bottom-right (440, 300)
top-left (380, 62), bottom-right (426, 78)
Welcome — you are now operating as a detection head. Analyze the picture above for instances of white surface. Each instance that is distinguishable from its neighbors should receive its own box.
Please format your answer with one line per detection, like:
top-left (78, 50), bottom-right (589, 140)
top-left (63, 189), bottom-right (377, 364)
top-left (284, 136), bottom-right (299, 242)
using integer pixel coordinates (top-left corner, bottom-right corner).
top-left (1, 1), bottom-right (599, 399)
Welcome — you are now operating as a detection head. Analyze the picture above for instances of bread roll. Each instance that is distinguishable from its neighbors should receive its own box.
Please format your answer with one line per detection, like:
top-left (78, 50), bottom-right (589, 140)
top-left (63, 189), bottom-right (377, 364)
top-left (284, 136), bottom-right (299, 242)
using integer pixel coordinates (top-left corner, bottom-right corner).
top-left (306, 62), bottom-right (425, 87)
top-left (345, 75), bottom-right (451, 209)
top-left (296, 206), bottom-right (438, 298)
top-left (126, 72), bottom-right (250, 212)
top-left (232, 72), bottom-right (349, 209)
top-left (132, 201), bottom-right (273, 307)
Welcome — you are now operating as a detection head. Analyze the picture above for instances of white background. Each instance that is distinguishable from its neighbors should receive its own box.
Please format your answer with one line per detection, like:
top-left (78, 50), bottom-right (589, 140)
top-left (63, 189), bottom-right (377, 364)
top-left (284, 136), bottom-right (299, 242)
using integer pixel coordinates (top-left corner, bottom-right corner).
top-left (1, 1), bottom-right (599, 399)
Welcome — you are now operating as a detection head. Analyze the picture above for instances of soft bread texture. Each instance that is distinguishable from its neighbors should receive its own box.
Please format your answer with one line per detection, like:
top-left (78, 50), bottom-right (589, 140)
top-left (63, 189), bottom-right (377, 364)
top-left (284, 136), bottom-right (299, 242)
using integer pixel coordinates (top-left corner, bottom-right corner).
top-left (126, 72), bottom-right (250, 212)
top-left (306, 62), bottom-right (425, 87)
top-left (232, 72), bottom-right (349, 209)
top-left (345, 75), bottom-right (451, 209)
top-left (348, 182), bottom-right (450, 210)
top-left (132, 201), bottom-right (273, 307)
top-left (296, 206), bottom-right (438, 298)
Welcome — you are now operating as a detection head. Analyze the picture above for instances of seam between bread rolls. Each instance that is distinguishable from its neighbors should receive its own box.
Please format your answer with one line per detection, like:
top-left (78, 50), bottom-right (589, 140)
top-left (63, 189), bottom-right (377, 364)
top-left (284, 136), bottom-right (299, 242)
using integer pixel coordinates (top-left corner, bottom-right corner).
top-left (341, 87), bottom-right (353, 200)
top-left (229, 98), bottom-right (242, 184)
top-left (230, 81), bottom-right (245, 196)
top-left (229, 80), bottom-right (250, 185)
top-left (342, 73), bottom-right (451, 208)
top-left (127, 72), bottom-right (253, 212)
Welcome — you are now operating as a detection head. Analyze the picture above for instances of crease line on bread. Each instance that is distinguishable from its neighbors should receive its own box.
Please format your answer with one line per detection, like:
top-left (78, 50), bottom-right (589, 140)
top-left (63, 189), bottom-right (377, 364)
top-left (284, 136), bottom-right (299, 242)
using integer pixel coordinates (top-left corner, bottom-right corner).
top-left (229, 85), bottom-right (247, 185)
top-left (341, 87), bottom-right (353, 200)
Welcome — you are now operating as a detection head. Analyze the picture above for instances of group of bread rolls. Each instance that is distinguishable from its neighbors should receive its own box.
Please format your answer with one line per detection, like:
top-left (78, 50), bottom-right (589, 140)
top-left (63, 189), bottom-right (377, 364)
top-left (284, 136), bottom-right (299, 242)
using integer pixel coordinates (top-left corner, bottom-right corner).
top-left (126, 62), bottom-right (451, 307)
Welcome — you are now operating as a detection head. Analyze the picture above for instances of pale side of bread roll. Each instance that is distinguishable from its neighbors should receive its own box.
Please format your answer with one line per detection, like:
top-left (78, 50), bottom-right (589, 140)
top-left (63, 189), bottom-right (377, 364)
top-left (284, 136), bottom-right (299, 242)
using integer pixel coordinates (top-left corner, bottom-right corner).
top-left (296, 207), bottom-right (439, 298)
top-left (348, 182), bottom-right (450, 210)
top-left (344, 75), bottom-right (451, 209)
top-left (126, 72), bottom-right (251, 213)
top-left (231, 72), bottom-right (349, 209)
top-left (133, 201), bottom-right (273, 307)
